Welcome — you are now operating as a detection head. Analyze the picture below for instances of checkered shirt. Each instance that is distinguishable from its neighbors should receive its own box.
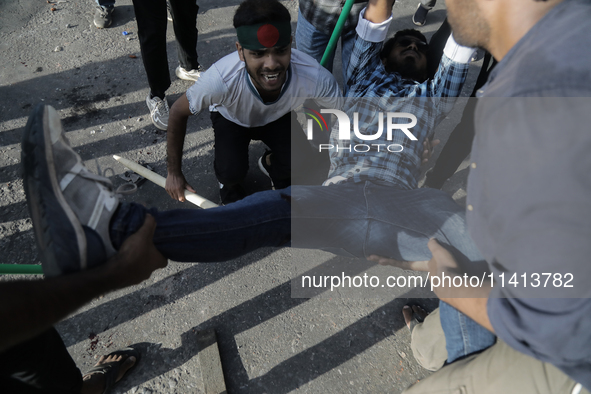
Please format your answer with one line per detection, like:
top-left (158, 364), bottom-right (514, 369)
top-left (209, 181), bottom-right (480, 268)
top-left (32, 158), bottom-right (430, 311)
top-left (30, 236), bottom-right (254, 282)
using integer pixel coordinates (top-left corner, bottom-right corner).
top-left (325, 31), bottom-right (470, 190)
top-left (299, 0), bottom-right (368, 36)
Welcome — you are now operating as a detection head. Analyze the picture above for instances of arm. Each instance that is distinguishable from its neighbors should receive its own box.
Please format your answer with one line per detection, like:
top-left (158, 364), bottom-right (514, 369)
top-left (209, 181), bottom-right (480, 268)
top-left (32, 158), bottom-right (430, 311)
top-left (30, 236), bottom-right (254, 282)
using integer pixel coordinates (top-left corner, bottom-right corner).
top-left (426, 239), bottom-right (494, 332)
top-left (166, 93), bottom-right (196, 202)
top-left (364, 0), bottom-right (395, 23)
top-left (0, 215), bottom-right (167, 352)
top-left (345, 0), bottom-right (394, 90)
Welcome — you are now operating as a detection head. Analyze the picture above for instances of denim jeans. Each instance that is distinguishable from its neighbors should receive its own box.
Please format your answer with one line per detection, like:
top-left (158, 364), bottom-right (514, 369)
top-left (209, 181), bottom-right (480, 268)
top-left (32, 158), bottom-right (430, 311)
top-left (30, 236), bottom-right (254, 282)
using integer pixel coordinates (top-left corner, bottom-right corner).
top-left (110, 182), bottom-right (495, 362)
top-left (295, 9), bottom-right (356, 88)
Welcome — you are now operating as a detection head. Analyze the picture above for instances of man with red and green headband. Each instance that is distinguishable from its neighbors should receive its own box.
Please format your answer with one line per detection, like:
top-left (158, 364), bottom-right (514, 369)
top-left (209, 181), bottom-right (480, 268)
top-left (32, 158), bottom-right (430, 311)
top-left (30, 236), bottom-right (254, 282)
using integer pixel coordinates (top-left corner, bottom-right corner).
top-left (165, 0), bottom-right (341, 205)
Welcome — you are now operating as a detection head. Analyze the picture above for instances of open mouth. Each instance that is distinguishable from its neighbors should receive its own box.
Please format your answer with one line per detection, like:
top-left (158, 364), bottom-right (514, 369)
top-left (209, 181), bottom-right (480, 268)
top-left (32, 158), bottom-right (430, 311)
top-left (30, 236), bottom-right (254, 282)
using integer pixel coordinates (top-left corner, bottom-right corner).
top-left (263, 73), bottom-right (280, 81)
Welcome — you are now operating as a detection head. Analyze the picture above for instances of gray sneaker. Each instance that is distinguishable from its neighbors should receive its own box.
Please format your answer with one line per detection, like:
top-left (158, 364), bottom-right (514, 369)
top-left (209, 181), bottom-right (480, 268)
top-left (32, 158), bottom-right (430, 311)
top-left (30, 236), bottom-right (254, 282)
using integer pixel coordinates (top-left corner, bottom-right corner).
top-left (146, 94), bottom-right (169, 130)
top-left (22, 104), bottom-right (119, 276)
top-left (94, 6), bottom-right (114, 29)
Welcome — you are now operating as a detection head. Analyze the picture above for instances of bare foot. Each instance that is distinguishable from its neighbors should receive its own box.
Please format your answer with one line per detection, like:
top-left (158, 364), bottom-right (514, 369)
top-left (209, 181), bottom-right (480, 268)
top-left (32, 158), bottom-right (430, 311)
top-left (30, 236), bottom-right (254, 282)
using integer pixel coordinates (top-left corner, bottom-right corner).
top-left (402, 305), bottom-right (429, 330)
top-left (81, 353), bottom-right (136, 394)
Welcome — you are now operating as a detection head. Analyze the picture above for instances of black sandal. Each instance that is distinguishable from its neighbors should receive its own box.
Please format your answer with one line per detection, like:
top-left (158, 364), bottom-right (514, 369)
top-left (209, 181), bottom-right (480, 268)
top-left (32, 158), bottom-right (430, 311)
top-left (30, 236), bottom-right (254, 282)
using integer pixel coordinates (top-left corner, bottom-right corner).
top-left (82, 347), bottom-right (139, 394)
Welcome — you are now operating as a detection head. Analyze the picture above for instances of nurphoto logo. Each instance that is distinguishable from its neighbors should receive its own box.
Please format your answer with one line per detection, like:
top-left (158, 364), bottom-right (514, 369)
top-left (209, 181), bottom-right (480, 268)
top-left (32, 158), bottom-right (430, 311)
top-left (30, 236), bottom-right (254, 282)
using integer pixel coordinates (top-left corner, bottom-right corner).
top-left (304, 108), bottom-right (418, 153)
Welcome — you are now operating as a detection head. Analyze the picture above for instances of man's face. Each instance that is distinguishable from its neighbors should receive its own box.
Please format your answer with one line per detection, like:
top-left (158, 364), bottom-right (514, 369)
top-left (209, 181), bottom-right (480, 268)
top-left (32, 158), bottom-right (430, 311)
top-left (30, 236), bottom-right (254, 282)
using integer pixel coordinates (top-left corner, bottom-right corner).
top-left (445, 0), bottom-right (490, 48)
top-left (237, 40), bottom-right (291, 99)
top-left (383, 36), bottom-right (429, 82)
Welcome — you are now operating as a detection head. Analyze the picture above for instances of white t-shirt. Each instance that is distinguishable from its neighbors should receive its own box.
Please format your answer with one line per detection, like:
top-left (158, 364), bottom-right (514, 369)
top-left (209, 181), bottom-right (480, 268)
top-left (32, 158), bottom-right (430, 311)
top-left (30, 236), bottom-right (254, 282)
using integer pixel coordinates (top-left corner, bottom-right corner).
top-left (185, 49), bottom-right (342, 128)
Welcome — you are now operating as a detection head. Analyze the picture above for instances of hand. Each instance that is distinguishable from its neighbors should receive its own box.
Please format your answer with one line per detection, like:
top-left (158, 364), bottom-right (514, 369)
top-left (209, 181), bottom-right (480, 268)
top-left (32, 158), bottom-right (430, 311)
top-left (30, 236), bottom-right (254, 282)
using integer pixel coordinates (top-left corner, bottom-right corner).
top-left (108, 214), bottom-right (167, 288)
top-left (421, 138), bottom-right (440, 164)
top-left (165, 171), bottom-right (196, 202)
top-left (367, 255), bottom-right (429, 272)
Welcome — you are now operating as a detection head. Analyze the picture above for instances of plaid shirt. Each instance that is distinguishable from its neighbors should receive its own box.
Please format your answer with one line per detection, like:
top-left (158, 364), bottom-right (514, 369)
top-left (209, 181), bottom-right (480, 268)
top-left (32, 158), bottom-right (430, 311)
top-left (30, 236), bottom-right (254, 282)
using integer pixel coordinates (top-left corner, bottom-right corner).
top-left (299, 0), bottom-right (368, 36)
top-left (325, 17), bottom-right (471, 190)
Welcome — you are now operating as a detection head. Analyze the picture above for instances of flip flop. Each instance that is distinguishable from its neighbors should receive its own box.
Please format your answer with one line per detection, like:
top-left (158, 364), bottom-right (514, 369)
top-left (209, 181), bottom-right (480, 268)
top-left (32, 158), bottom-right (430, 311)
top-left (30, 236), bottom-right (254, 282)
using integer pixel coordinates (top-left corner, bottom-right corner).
top-left (83, 347), bottom-right (139, 394)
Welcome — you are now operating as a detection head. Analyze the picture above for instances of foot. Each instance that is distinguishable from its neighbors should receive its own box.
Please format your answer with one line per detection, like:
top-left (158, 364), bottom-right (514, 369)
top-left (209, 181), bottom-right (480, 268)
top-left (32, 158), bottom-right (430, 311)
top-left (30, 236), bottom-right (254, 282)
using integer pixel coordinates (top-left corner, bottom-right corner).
top-left (412, 3), bottom-right (430, 26)
top-left (258, 151), bottom-right (275, 190)
top-left (175, 65), bottom-right (205, 82)
top-left (219, 183), bottom-right (247, 205)
top-left (81, 350), bottom-right (137, 394)
top-left (22, 104), bottom-right (119, 276)
top-left (166, 0), bottom-right (173, 21)
top-left (146, 94), bottom-right (169, 130)
top-left (423, 168), bottom-right (446, 190)
top-left (94, 6), bottom-right (114, 29)
top-left (403, 305), bottom-right (429, 333)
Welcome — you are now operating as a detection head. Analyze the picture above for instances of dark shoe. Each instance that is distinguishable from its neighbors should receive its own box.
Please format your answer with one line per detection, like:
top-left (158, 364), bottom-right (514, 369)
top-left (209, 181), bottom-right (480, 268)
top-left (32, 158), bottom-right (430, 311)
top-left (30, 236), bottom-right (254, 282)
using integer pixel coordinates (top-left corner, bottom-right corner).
top-left (22, 104), bottom-right (119, 276)
top-left (257, 151), bottom-right (275, 190)
top-left (412, 3), bottom-right (429, 26)
top-left (94, 6), bottom-right (114, 29)
top-left (219, 183), bottom-right (247, 205)
top-left (423, 168), bottom-right (446, 190)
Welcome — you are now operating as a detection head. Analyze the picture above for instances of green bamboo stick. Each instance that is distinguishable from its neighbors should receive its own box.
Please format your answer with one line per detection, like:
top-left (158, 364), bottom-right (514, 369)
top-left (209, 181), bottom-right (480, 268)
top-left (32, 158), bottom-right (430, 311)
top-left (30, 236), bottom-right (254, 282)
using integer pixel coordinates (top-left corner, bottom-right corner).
top-left (320, 0), bottom-right (357, 67)
top-left (0, 264), bottom-right (43, 275)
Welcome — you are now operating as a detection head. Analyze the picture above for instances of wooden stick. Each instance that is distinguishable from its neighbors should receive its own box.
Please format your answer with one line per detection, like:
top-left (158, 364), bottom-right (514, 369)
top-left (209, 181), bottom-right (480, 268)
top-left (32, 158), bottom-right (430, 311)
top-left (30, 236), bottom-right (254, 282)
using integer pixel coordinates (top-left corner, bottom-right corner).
top-left (113, 155), bottom-right (218, 209)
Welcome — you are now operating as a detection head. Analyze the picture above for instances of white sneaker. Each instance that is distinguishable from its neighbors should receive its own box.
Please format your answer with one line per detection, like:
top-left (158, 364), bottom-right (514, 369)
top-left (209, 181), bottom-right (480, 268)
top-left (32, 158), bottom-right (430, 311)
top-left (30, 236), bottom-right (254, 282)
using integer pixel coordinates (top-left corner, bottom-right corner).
top-left (146, 94), bottom-right (169, 130)
top-left (175, 65), bottom-right (204, 82)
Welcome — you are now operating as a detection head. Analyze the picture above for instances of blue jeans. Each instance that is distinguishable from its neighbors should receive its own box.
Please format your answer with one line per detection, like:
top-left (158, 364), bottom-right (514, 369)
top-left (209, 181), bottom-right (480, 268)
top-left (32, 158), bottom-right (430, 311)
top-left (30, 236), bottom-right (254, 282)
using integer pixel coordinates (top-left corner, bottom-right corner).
top-left (94, 0), bottom-right (115, 9)
top-left (295, 9), bottom-right (356, 88)
top-left (110, 182), bottom-right (495, 362)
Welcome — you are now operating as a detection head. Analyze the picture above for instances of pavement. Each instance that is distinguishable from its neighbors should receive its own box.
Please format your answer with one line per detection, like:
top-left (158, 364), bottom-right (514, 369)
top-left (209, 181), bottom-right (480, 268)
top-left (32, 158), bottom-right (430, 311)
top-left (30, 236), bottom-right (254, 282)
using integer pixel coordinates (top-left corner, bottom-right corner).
top-left (0, 0), bottom-right (482, 392)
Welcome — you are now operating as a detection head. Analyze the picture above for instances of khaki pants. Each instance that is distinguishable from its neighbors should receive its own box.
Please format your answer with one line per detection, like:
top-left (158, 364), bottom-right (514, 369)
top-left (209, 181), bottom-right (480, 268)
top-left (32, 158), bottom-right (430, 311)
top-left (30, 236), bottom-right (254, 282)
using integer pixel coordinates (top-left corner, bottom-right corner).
top-left (404, 308), bottom-right (588, 394)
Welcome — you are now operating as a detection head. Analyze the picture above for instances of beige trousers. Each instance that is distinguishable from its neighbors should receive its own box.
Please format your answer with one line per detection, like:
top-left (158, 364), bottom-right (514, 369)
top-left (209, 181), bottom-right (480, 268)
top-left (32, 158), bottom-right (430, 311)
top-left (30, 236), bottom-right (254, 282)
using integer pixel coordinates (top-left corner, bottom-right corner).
top-left (404, 308), bottom-right (588, 394)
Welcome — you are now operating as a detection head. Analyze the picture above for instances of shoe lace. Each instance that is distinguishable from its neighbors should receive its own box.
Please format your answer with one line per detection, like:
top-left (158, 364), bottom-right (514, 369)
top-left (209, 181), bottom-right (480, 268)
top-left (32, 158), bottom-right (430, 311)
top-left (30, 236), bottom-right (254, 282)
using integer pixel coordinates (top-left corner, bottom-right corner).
top-left (97, 6), bottom-right (110, 17)
top-left (154, 99), bottom-right (169, 116)
top-left (92, 158), bottom-right (137, 196)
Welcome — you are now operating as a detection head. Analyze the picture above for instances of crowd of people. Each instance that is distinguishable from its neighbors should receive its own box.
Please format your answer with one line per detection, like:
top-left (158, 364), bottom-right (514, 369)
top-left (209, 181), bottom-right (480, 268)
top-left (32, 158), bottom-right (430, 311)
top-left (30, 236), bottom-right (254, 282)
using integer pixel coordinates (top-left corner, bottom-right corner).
top-left (1, 0), bottom-right (590, 393)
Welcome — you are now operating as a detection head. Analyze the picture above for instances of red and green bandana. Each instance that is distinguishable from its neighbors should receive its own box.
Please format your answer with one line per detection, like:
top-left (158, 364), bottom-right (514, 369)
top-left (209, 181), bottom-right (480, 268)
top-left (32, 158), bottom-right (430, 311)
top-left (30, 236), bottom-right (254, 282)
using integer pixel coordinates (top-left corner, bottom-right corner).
top-left (236, 22), bottom-right (291, 50)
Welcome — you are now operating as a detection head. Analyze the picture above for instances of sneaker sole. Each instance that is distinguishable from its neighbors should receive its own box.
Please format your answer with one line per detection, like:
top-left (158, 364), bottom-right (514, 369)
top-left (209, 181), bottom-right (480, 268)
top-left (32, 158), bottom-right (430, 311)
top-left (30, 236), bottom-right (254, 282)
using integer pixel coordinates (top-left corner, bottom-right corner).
top-left (257, 156), bottom-right (275, 190)
top-left (22, 104), bottom-right (87, 276)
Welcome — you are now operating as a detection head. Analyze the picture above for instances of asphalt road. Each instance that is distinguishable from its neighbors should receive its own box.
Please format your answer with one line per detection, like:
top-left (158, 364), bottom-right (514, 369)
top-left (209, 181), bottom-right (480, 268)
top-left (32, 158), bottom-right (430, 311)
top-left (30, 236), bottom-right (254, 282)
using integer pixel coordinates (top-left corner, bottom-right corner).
top-left (0, 0), bottom-right (480, 392)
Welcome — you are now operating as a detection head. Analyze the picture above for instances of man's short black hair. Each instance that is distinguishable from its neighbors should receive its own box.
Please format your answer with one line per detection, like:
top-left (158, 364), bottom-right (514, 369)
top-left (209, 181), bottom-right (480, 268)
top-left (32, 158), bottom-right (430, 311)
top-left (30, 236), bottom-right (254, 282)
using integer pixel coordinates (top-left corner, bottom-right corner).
top-left (233, 0), bottom-right (291, 28)
top-left (380, 29), bottom-right (428, 60)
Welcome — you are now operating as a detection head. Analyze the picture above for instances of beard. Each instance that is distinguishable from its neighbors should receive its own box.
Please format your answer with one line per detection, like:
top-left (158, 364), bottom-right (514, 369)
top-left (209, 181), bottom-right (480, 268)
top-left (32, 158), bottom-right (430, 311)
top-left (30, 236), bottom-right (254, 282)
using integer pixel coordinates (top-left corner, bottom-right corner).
top-left (385, 57), bottom-right (427, 82)
top-left (446, 0), bottom-right (490, 49)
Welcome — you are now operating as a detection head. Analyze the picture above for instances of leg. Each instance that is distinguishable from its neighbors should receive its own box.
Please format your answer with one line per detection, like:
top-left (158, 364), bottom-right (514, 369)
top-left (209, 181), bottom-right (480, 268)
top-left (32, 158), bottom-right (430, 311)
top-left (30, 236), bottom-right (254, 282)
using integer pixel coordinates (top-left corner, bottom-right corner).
top-left (290, 183), bottom-right (496, 358)
top-left (257, 112), bottom-right (328, 189)
top-left (109, 189), bottom-right (292, 263)
top-left (0, 328), bottom-right (83, 393)
top-left (131, 0), bottom-right (170, 98)
top-left (403, 339), bottom-right (587, 394)
top-left (425, 54), bottom-right (496, 188)
top-left (404, 306), bottom-right (448, 372)
top-left (168, 0), bottom-right (199, 71)
top-left (211, 112), bottom-right (252, 187)
top-left (295, 9), bottom-right (333, 71)
top-left (424, 99), bottom-right (476, 189)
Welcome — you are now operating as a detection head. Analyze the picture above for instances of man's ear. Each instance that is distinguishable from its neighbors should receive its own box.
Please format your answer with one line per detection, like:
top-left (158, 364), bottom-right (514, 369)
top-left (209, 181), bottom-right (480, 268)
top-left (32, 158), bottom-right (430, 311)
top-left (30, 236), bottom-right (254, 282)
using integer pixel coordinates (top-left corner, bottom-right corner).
top-left (236, 42), bottom-right (245, 61)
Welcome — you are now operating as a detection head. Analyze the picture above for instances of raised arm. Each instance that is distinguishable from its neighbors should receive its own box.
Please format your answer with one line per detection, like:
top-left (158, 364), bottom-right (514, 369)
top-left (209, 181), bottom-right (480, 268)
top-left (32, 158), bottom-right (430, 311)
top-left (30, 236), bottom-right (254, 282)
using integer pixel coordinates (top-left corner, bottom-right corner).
top-left (166, 94), bottom-right (197, 202)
